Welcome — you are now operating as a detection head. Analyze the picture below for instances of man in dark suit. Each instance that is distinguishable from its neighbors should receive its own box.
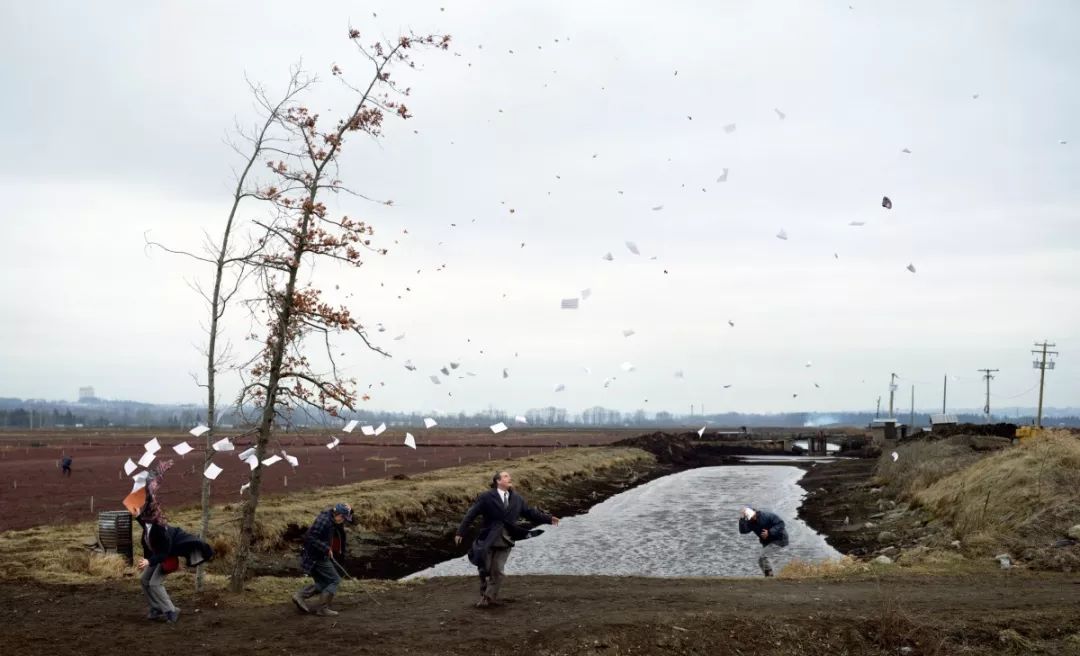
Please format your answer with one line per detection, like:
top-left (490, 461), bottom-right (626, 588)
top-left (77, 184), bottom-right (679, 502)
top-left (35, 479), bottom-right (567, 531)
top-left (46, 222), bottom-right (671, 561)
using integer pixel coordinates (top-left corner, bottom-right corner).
top-left (455, 470), bottom-right (559, 608)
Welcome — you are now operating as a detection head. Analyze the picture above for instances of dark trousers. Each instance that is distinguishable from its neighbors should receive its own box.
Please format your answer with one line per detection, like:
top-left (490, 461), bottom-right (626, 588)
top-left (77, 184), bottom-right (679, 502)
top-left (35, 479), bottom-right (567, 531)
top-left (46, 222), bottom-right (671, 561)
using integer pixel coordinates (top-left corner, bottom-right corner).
top-left (479, 547), bottom-right (511, 601)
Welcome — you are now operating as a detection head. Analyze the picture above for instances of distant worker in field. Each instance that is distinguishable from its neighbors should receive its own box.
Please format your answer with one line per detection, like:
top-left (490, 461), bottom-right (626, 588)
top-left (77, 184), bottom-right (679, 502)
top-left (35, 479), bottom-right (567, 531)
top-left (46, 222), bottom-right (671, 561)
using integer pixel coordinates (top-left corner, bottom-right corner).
top-left (739, 506), bottom-right (789, 577)
top-left (292, 503), bottom-right (354, 617)
top-left (60, 455), bottom-right (72, 476)
top-left (134, 461), bottom-right (215, 623)
top-left (455, 470), bottom-right (560, 608)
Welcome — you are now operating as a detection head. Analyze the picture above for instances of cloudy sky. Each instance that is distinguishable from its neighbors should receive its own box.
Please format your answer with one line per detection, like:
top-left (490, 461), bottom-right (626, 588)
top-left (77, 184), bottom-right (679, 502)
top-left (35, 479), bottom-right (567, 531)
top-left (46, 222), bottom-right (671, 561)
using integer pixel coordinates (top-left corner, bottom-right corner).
top-left (2, 0), bottom-right (1077, 416)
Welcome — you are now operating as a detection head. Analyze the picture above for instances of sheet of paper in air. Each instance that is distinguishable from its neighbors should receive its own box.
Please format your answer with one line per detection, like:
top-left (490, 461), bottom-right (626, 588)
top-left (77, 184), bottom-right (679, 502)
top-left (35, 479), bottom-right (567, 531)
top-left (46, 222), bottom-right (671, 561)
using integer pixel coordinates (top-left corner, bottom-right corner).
top-left (891, 451), bottom-right (899, 462)
top-left (603, 377), bottom-right (614, 388)
top-left (621, 362), bottom-right (636, 372)
top-left (404, 360), bottom-right (417, 371)
top-left (723, 123), bottom-right (737, 133)
top-left (581, 288), bottom-right (592, 301)
top-left (560, 298), bottom-right (579, 309)
top-left (849, 221), bottom-right (865, 226)
top-left (204, 463), bottom-right (224, 481)
top-left (440, 366), bottom-right (450, 376)
top-left (502, 368), bottom-right (509, 379)
top-left (240, 482), bottom-right (251, 495)
top-left (806, 361), bottom-right (813, 368)
top-left (651, 205), bottom-right (664, 211)
top-left (429, 375), bottom-right (441, 384)
top-left (190, 425), bottom-right (210, 438)
top-left (172, 441), bottom-right (193, 456)
top-left (490, 422), bottom-right (508, 434)
top-left (361, 425), bottom-right (376, 436)
top-left (602, 252), bottom-right (614, 262)
top-left (881, 196), bottom-right (893, 209)
top-left (554, 383), bottom-right (566, 392)
top-left (674, 370), bottom-right (684, 379)
top-left (238, 447), bottom-right (256, 461)
top-left (124, 458), bottom-right (138, 476)
top-left (144, 438), bottom-right (161, 454)
top-left (244, 455), bottom-right (259, 470)
top-left (343, 420), bottom-right (359, 433)
top-left (393, 333), bottom-right (406, 341)
top-left (716, 168), bottom-right (729, 183)
top-left (906, 263), bottom-right (917, 273)
top-left (374, 423), bottom-right (386, 436)
top-left (698, 425), bottom-right (707, 437)
top-left (282, 451), bottom-right (299, 467)
top-left (131, 471), bottom-right (150, 493)
top-left (137, 451), bottom-right (156, 468)
top-left (774, 108), bottom-right (786, 120)
top-left (582, 366), bottom-right (592, 375)
top-left (728, 320), bottom-right (735, 327)
top-left (424, 417), bottom-right (437, 429)
top-left (404, 433), bottom-right (417, 449)
top-left (776, 229), bottom-right (788, 240)
top-left (625, 241), bottom-right (640, 255)
top-left (262, 455), bottom-right (282, 467)
top-left (450, 362), bottom-right (460, 370)
top-left (326, 437), bottom-right (340, 450)
top-left (515, 415), bottom-right (528, 424)
top-left (212, 438), bottom-right (234, 452)
top-left (622, 329), bottom-right (635, 337)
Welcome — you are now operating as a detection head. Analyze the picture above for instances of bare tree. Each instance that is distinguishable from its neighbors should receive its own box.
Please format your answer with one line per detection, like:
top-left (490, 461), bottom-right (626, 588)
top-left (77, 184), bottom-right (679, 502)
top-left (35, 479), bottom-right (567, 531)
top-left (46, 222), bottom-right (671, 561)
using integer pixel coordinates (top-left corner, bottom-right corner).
top-left (228, 30), bottom-right (450, 592)
top-left (147, 70), bottom-right (312, 591)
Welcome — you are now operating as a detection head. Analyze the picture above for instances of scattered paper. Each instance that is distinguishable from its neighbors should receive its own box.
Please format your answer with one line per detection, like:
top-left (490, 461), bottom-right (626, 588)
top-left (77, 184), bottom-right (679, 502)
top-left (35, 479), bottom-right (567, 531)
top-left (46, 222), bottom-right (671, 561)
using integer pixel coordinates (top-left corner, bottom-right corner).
top-left (674, 371), bottom-right (684, 379)
top-left (728, 320), bottom-right (735, 327)
top-left (906, 263), bottom-right (917, 273)
top-left (131, 471), bottom-right (150, 493)
top-left (190, 425), bottom-right (210, 438)
top-left (622, 329), bottom-right (636, 338)
top-left (393, 333), bottom-right (406, 341)
top-left (238, 448), bottom-right (257, 462)
top-left (723, 123), bottom-right (737, 134)
top-left (891, 451), bottom-right (899, 462)
top-left (375, 423), bottom-right (387, 436)
top-left (716, 168), bottom-right (729, 183)
top-left (262, 455), bottom-right (282, 467)
top-left (172, 441), bottom-right (193, 456)
top-left (282, 451), bottom-right (299, 468)
top-left (361, 425), bottom-right (376, 436)
top-left (123, 458), bottom-right (138, 476)
top-left (424, 417), bottom-right (438, 429)
top-left (138, 451), bottom-right (156, 468)
top-left (849, 221), bottom-right (865, 226)
top-left (502, 368), bottom-right (510, 379)
top-left (776, 229), bottom-right (788, 241)
top-left (440, 366), bottom-right (450, 376)
top-left (514, 415), bottom-right (528, 424)
top-left (882, 196), bottom-right (893, 209)
top-left (404, 433), bottom-right (417, 449)
top-left (240, 482), bottom-right (251, 495)
top-left (244, 455), bottom-right (259, 470)
top-left (581, 288), bottom-right (592, 301)
top-left (554, 383), bottom-right (566, 392)
top-left (621, 362), bottom-right (636, 372)
top-left (404, 360), bottom-right (417, 371)
top-left (697, 425), bottom-right (706, 437)
top-left (429, 375), bottom-right (441, 384)
top-left (326, 437), bottom-right (340, 450)
top-left (212, 438), bottom-right (234, 452)
top-left (561, 298), bottom-right (579, 309)
top-left (602, 252), bottom-right (614, 261)
top-left (901, 148), bottom-right (912, 154)
top-left (144, 438), bottom-right (161, 454)
top-left (774, 108), bottom-right (786, 120)
top-left (490, 422), bottom-right (508, 434)
top-left (625, 241), bottom-right (640, 255)
top-left (343, 420), bottom-right (359, 433)
top-left (204, 463), bottom-right (224, 480)
top-left (651, 205), bottom-right (664, 212)
top-left (806, 361), bottom-right (813, 368)
top-left (603, 377), bottom-right (614, 388)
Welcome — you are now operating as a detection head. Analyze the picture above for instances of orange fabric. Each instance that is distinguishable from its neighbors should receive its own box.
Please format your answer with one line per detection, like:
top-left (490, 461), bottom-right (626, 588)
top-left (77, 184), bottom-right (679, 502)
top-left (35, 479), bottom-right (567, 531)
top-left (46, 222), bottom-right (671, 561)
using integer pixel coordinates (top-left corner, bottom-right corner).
top-left (123, 488), bottom-right (147, 516)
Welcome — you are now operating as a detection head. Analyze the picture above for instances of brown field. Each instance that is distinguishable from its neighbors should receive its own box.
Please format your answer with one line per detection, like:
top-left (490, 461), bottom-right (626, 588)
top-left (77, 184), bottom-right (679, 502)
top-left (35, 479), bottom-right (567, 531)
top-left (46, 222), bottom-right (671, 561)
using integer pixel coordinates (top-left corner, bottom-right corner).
top-left (0, 428), bottom-right (642, 532)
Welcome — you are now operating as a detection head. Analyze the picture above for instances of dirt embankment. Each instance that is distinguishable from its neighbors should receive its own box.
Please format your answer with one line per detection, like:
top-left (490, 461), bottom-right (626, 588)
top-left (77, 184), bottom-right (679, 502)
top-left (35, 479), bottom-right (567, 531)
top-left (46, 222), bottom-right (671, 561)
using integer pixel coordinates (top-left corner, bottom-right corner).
top-left (3, 574), bottom-right (1080, 656)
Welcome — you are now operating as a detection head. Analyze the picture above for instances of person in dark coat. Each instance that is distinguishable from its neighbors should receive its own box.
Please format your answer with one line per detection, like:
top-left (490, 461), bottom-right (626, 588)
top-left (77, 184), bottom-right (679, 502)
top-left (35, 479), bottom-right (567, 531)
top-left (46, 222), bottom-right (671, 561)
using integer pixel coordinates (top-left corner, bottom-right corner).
top-left (455, 471), bottom-right (559, 608)
top-left (292, 503), bottom-right (353, 617)
top-left (134, 461), bottom-right (214, 623)
top-left (739, 506), bottom-right (789, 576)
top-left (60, 455), bottom-right (72, 476)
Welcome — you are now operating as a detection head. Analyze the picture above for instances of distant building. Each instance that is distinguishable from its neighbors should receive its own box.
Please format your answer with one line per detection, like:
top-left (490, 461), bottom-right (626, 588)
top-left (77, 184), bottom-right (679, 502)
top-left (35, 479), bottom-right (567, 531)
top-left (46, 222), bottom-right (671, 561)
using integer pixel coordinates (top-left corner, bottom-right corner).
top-left (930, 414), bottom-right (958, 426)
top-left (78, 386), bottom-right (97, 403)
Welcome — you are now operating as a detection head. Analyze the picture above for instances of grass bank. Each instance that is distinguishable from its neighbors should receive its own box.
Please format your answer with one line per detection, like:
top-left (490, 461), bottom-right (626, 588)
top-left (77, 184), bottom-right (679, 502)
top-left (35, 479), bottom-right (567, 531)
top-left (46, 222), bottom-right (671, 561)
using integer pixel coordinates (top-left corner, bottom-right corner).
top-left (0, 446), bottom-right (654, 584)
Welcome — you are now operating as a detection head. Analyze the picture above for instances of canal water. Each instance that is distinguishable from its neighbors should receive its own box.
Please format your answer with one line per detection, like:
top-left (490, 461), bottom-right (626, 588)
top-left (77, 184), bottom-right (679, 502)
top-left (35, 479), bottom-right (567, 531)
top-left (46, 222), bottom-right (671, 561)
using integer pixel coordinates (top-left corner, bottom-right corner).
top-left (406, 464), bottom-right (841, 579)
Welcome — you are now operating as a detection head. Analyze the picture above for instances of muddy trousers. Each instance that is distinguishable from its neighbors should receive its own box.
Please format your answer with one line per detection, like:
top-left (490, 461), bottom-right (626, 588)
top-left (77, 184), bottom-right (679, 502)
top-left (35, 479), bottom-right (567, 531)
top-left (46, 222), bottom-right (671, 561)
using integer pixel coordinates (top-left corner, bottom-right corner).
top-left (479, 547), bottom-right (511, 601)
top-left (141, 564), bottom-right (177, 613)
top-left (298, 559), bottom-right (341, 598)
top-left (758, 542), bottom-right (785, 576)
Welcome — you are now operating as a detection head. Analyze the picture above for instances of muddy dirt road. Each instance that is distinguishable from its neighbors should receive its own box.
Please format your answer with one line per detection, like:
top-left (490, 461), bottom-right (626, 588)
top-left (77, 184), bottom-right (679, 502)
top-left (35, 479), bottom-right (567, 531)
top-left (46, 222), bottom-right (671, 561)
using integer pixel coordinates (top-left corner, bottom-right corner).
top-left (3, 574), bottom-right (1079, 655)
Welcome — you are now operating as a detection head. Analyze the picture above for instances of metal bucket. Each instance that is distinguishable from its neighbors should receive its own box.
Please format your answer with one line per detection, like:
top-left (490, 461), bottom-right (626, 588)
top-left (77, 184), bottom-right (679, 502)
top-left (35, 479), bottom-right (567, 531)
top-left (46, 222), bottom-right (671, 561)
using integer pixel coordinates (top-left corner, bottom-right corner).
top-left (97, 511), bottom-right (133, 564)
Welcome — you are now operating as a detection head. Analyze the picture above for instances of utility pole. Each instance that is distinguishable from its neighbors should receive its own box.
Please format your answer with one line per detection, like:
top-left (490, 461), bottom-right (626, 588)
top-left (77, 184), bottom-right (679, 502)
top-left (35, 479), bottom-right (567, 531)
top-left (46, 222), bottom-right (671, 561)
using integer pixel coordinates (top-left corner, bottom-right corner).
top-left (942, 374), bottom-right (947, 414)
top-left (978, 368), bottom-right (999, 422)
top-left (910, 385), bottom-right (915, 428)
top-left (1031, 341), bottom-right (1058, 428)
top-left (888, 373), bottom-right (898, 418)
top-left (875, 396), bottom-right (881, 418)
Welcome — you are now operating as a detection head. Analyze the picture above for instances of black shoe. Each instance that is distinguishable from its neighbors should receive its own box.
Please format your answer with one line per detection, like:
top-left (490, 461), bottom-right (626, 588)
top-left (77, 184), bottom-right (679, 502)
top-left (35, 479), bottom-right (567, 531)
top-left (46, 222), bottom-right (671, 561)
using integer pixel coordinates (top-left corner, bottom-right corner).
top-left (146, 609), bottom-right (164, 621)
top-left (475, 597), bottom-right (490, 609)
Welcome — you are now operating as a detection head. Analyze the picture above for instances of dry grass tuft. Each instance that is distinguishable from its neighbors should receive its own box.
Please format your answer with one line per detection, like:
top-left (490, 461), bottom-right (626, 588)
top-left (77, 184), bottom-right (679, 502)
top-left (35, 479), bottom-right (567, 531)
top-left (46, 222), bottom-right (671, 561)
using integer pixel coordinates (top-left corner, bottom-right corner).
top-left (778, 556), bottom-right (868, 579)
top-left (873, 438), bottom-right (983, 499)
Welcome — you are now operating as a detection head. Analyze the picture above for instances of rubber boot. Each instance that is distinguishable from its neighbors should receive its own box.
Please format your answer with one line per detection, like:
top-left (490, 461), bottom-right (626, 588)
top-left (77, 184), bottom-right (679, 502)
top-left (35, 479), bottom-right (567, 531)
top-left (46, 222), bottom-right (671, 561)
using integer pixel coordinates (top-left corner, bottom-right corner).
top-left (315, 592), bottom-right (339, 616)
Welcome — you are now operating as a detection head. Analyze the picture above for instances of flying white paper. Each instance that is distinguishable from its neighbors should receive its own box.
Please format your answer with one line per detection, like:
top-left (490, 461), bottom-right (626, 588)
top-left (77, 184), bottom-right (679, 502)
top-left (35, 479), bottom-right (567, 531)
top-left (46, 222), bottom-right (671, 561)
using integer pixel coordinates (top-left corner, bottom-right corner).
top-left (723, 123), bottom-right (737, 133)
top-left (404, 433), bottom-right (417, 449)
top-left (374, 423), bottom-right (387, 436)
top-left (144, 438), bottom-right (161, 454)
top-left (123, 458), bottom-right (138, 476)
top-left (137, 451), bottom-right (156, 468)
top-left (212, 438), bottom-right (234, 452)
top-left (560, 298), bottom-right (579, 309)
top-left (891, 451), bottom-right (899, 462)
top-left (906, 263), bottom-right (917, 273)
top-left (238, 447), bottom-right (256, 461)
top-left (240, 482), bottom-right (251, 495)
top-left (716, 168), bottom-right (729, 183)
top-left (625, 241), bottom-right (640, 255)
top-left (514, 415), bottom-right (528, 424)
top-left (424, 417), bottom-right (438, 429)
top-left (343, 420), bottom-right (359, 433)
top-left (326, 437), bottom-right (340, 450)
top-left (581, 288), bottom-right (592, 301)
top-left (429, 375), bottom-right (441, 384)
top-left (554, 383), bottom-right (566, 392)
top-left (282, 451), bottom-right (299, 468)
top-left (490, 422), bottom-right (508, 434)
top-left (361, 425), bottom-right (376, 436)
top-left (622, 329), bottom-right (636, 337)
top-left (203, 463), bottom-right (223, 480)
top-left (131, 471), bottom-right (150, 493)
top-left (244, 455), bottom-right (259, 470)
top-left (776, 229), bottom-right (788, 241)
top-left (262, 455), bottom-right (282, 467)
top-left (602, 252), bottom-right (614, 261)
top-left (698, 425), bottom-right (707, 437)
top-left (189, 425), bottom-right (210, 438)
top-left (172, 441), bottom-right (193, 456)
top-left (621, 362), bottom-right (636, 372)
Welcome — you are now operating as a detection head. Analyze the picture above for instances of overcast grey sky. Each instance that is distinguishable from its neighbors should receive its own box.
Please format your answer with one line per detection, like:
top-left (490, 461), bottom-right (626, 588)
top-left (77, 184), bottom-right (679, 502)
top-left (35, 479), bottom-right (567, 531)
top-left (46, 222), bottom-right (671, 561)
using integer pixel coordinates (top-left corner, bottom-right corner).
top-left (2, 0), bottom-right (1077, 415)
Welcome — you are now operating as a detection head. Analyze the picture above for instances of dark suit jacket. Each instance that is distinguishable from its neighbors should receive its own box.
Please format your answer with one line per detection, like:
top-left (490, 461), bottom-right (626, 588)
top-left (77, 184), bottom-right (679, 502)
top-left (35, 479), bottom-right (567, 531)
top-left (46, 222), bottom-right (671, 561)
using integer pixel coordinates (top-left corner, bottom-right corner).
top-left (457, 488), bottom-right (553, 567)
top-left (140, 522), bottom-right (215, 568)
top-left (739, 510), bottom-right (789, 546)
